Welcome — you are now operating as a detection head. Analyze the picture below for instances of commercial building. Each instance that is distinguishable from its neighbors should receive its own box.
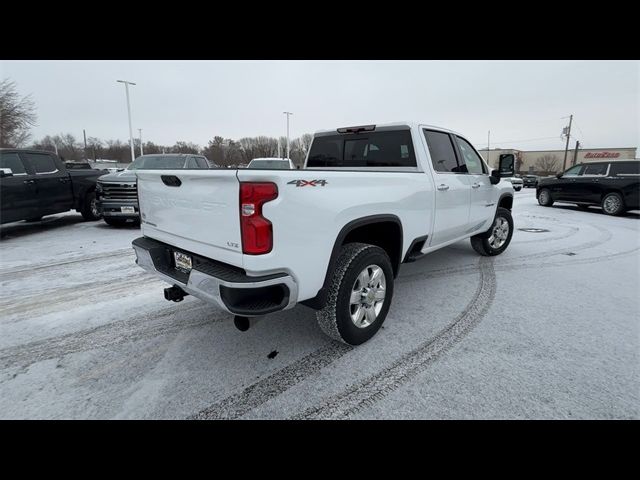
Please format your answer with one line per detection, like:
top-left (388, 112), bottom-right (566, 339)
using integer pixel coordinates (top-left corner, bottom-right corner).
top-left (477, 147), bottom-right (637, 175)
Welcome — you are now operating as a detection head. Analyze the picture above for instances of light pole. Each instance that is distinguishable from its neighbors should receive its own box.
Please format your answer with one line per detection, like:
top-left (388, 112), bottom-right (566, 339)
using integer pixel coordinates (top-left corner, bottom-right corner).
top-left (117, 79), bottom-right (137, 162)
top-left (138, 128), bottom-right (144, 156)
top-left (283, 111), bottom-right (293, 159)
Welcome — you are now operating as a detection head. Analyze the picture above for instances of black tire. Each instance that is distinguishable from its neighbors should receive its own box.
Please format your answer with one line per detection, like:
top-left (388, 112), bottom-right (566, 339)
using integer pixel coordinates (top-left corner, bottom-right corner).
top-left (514, 187), bottom-right (522, 192)
top-left (81, 191), bottom-right (101, 221)
top-left (601, 192), bottom-right (625, 216)
top-left (538, 188), bottom-right (554, 207)
top-left (470, 207), bottom-right (514, 257)
top-left (316, 242), bottom-right (394, 345)
top-left (104, 217), bottom-right (128, 227)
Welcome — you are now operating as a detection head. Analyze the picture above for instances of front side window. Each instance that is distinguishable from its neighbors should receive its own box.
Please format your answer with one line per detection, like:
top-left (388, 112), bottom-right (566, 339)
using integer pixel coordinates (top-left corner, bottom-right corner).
top-left (455, 136), bottom-right (486, 174)
top-left (196, 157), bottom-right (209, 168)
top-left (563, 165), bottom-right (583, 177)
top-left (423, 130), bottom-right (459, 173)
top-left (582, 163), bottom-right (608, 176)
top-left (23, 152), bottom-right (57, 174)
top-left (307, 130), bottom-right (417, 168)
top-left (0, 152), bottom-right (27, 174)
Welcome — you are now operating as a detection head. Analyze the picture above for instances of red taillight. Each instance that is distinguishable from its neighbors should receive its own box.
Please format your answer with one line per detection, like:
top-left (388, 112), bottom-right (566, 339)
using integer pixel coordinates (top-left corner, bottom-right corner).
top-left (240, 182), bottom-right (278, 255)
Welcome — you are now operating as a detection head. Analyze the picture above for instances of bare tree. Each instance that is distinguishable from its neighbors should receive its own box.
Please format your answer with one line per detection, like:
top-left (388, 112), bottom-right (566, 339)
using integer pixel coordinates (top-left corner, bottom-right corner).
top-left (169, 141), bottom-right (200, 154)
top-left (515, 151), bottom-right (524, 173)
top-left (535, 154), bottom-right (559, 175)
top-left (0, 78), bottom-right (37, 147)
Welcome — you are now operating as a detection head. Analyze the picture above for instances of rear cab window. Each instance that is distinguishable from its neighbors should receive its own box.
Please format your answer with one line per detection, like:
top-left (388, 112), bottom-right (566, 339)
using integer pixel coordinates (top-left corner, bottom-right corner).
top-left (0, 152), bottom-right (28, 175)
top-left (306, 129), bottom-right (417, 168)
top-left (423, 130), bottom-right (459, 173)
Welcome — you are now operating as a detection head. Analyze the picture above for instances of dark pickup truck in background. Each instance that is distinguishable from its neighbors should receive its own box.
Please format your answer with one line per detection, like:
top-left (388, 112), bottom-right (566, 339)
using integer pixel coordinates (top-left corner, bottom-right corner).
top-left (537, 160), bottom-right (640, 215)
top-left (0, 149), bottom-right (104, 224)
top-left (96, 153), bottom-right (211, 226)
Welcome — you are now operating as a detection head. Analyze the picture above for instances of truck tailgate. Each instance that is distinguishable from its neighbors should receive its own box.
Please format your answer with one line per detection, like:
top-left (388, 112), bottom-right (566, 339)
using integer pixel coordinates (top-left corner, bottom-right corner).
top-left (136, 169), bottom-right (243, 267)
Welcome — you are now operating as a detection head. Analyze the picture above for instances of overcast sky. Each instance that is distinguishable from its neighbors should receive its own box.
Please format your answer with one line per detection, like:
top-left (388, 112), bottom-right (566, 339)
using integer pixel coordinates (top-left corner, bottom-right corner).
top-left (2, 60), bottom-right (638, 151)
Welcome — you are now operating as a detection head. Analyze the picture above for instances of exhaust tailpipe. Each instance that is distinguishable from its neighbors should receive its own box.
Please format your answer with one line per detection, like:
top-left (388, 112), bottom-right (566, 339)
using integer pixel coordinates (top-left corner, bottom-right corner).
top-left (164, 285), bottom-right (188, 302)
top-left (233, 315), bottom-right (261, 332)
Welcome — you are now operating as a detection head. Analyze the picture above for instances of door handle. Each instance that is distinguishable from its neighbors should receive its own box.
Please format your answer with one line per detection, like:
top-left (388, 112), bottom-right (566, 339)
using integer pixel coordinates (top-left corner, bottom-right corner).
top-left (23, 179), bottom-right (35, 185)
top-left (437, 184), bottom-right (450, 191)
top-left (472, 183), bottom-right (481, 189)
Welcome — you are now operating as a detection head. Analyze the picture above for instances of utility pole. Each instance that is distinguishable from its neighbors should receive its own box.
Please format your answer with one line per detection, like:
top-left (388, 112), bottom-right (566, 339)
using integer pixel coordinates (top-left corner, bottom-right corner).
top-left (138, 129), bottom-right (144, 156)
top-left (562, 114), bottom-right (573, 172)
top-left (117, 79), bottom-right (137, 162)
top-left (83, 129), bottom-right (88, 161)
top-left (283, 111), bottom-right (293, 159)
top-left (487, 130), bottom-right (491, 167)
top-left (572, 140), bottom-right (580, 166)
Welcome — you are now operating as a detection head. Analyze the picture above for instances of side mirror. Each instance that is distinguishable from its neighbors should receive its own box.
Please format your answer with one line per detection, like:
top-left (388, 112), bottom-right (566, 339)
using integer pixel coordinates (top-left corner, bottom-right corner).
top-left (556, 173), bottom-right (562, 178)
top-left (499, 154), bottom-right (515, 177)
top-left (0, 168), bottom-right (14, 178)
top-left (490, 169), bottom-right (500, 185)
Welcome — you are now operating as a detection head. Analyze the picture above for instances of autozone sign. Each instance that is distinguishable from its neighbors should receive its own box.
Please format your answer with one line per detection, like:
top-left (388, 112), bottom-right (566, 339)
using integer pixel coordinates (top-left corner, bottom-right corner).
top-left (584, 152), bottom-right (620, 158)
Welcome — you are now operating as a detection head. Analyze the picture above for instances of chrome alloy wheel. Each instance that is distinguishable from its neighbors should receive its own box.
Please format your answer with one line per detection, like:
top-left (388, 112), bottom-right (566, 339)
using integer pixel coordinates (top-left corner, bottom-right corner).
top-left (349, 264), bottom-right (386, 328)
top-left (488, 216), bottom-right (509, 249)
top-left (603, 195), bottom-right (621, 214)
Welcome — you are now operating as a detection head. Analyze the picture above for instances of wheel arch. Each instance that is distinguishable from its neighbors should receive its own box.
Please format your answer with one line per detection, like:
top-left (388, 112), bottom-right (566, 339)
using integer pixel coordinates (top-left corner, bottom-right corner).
top-left (301, 214), bottom-right (403, 310)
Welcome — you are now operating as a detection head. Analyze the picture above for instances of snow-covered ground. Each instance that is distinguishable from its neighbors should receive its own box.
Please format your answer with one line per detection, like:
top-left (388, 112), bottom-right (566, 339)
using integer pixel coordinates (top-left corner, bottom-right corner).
top-left (1, 189), bottom-right (638, 419)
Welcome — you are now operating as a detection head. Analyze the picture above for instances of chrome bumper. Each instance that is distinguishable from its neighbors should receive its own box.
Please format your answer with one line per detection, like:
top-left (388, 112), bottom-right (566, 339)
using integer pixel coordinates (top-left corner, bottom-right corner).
top-left (132, 242), bottom-right (298, 316)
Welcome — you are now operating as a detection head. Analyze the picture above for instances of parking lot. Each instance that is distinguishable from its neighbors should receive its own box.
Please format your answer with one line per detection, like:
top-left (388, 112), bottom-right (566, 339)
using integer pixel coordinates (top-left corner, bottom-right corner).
top-left (0, 188), bottom-right (638, 419)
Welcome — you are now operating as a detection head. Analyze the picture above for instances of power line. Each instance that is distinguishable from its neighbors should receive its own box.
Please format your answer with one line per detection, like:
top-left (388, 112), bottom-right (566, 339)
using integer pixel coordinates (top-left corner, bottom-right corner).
top-left (473, 135), bottom-right (562, 147)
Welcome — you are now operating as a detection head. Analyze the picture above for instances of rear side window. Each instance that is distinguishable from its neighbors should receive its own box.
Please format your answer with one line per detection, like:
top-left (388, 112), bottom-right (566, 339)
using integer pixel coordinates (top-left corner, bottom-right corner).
top-left (23, 152), bottom-right (58, 174)
top-left (610, 162), bottom-right (640, 176)
top-left (455, 136), bottom-right (486, 174)
top-left (307, 130), bottom-right (416, 168)
top-left (0, 152), bottom-right (27, 174)
top-left (423, 130), bottom-right (459, 173)
top-left (582, 163), bottom-right (608, 176)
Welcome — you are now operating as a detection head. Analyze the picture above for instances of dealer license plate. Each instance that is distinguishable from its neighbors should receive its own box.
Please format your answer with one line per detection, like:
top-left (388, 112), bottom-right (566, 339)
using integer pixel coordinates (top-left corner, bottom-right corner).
top-left (174, 251), bottom-right (192, 272)
top-left (121, 206), bottom-right (135, 214)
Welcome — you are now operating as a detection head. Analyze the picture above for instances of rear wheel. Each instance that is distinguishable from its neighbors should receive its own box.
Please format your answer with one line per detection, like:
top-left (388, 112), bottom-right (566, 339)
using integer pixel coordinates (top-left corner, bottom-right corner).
top-left (316, 242), bottom-right (394, 345)
top-left (538, 188), bottom-right (554, 207)
top-left (471, 207), bottom-right (514, 256)
top-left (601, 192), bottom-right (625, 216)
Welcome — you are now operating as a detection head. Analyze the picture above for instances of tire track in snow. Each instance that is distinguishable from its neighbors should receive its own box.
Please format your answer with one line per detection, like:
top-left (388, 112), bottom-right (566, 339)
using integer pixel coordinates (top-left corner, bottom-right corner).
top-left (188, 341), bottom-right (353, 420)
top-left (0, 302), bottom-right (216, 371)
top-left (0, 272), bottom-right (159, 320)
top-left (0, 248), bottom-right (133, 277)
top-left (292, 256), bottom-right (496, 419)
top-left (398, 221), bottom-right (612, 285)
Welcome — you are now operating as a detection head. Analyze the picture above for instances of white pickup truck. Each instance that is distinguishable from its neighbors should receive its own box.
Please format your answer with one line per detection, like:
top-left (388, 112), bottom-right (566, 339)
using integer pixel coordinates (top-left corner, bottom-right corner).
top-left (132, 122), bottom-right (516, 345)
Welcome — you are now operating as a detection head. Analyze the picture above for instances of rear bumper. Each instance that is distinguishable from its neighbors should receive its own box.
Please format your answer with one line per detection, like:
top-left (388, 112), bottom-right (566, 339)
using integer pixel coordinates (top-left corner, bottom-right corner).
top-left (132, 236), bottom-right (298, 316)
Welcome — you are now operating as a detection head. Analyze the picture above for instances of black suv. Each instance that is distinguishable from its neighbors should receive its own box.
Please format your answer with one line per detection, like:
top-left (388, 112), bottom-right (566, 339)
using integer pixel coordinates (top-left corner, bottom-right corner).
top-left (537, 161), bottom-right (640, 215)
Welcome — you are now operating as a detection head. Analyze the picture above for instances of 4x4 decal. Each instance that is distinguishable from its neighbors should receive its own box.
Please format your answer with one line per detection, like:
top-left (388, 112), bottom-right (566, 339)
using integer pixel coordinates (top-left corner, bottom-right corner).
top-left (287, 179), bottom-right (328, 187)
